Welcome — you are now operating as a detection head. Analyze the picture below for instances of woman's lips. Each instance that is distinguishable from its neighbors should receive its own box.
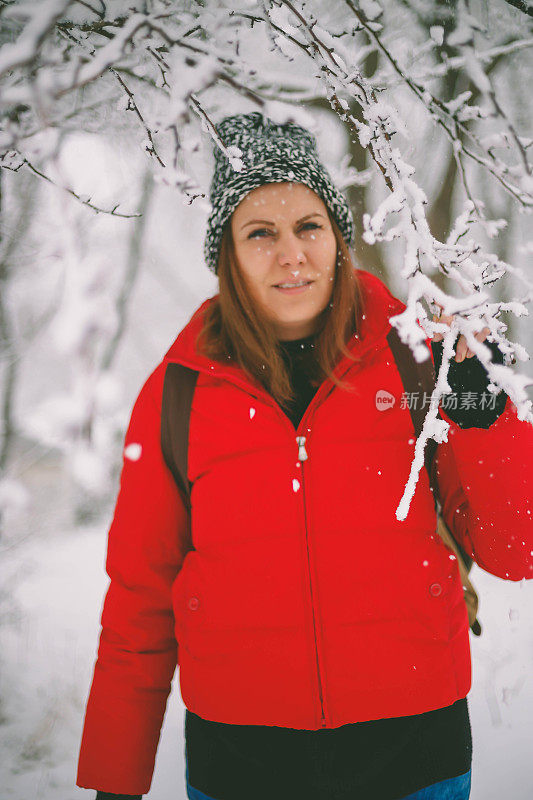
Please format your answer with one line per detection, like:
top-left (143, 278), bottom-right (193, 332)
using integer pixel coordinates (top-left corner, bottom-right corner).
top-left (273, 281), bottom-right (313, 295)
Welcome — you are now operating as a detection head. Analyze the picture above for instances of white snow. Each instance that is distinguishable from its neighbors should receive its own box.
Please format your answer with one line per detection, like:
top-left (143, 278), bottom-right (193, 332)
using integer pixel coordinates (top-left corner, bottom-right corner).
top-left (429, 26), bottom-right (444, 46)
top-left (124, 442), bottom-right (142, 461)
top-left (0, 477), bottom-right (30, 515)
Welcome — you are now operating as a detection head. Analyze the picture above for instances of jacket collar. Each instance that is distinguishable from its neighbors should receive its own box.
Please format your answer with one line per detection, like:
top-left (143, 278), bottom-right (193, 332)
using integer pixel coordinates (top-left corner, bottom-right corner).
top-left (164, 268), bottom-right (406, 397)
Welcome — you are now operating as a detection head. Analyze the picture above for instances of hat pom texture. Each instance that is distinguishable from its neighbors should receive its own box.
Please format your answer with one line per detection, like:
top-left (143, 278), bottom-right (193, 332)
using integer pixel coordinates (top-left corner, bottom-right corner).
top-left (204, 112), bottom-right (355, 274)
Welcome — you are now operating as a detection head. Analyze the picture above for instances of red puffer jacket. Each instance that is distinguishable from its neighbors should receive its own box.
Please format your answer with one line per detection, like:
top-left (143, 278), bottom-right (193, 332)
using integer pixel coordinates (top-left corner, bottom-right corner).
top-left (77, 269), bottom-right (533, 795)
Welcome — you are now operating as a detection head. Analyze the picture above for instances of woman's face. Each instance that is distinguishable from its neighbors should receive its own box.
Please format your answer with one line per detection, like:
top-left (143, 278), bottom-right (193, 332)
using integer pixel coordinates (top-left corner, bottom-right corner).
top-left (230, 182), bottom-right (337, 340)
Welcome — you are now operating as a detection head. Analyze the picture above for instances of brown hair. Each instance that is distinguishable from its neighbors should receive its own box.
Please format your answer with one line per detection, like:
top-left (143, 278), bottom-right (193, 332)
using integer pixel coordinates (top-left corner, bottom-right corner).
top-left (195, 210), bottom-right (364, 411)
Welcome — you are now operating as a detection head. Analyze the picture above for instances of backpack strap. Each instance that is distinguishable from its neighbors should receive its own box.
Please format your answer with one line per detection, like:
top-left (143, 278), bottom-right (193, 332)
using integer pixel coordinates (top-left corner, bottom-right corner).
top-left (160, 362), bottom-right (199, 516)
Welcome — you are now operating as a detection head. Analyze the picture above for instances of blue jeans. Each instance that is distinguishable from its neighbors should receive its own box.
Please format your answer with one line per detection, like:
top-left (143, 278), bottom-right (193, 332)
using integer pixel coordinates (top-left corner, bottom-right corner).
top-left (402, 769), bottom-right (471, 799)
top-left (186, 768), bottom-right (471, 800)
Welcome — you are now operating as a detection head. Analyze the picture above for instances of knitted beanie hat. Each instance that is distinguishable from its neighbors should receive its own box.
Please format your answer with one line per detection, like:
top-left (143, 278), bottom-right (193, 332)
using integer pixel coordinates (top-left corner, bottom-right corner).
top-left (204, 112), bottom-right (354, 274)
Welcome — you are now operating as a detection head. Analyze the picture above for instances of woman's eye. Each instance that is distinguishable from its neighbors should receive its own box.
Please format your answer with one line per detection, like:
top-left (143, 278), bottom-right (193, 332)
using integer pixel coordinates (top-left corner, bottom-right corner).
top-left (248, 228), bottom-right (272, 239)
top-left (247, 222), bottom-right (321, 240)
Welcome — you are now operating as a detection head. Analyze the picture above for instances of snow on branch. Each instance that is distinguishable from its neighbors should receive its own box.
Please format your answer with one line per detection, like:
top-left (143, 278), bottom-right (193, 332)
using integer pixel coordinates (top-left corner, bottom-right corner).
top-left (0, 0), bottom-right (72, 77)
top-left (502, 0), bottom-right (533, 17)
top-left (342, 0), bottom-right (532, 207)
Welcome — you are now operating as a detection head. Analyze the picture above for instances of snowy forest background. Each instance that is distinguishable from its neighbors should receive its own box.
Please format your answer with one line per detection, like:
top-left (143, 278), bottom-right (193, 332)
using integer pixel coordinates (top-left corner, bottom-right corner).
top-left (1, 0), bottom-right (533, 797)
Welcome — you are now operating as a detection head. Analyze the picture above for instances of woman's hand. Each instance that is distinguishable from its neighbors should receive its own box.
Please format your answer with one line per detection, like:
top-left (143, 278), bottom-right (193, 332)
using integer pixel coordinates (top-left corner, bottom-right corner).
top-left (429, 304), bottom-right (508, 429)
top-left (431, 305), bottom-right (490, 362)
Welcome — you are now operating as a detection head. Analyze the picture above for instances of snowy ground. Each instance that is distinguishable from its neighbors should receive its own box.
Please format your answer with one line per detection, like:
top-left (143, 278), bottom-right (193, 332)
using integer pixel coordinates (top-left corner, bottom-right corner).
top-left (2, 523), bottom-right (533, 800)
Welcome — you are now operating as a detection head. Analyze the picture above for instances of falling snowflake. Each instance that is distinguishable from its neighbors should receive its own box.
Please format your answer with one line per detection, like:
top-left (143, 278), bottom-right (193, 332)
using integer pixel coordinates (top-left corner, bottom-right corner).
top-left (124, 443), bottom-right (142, 461)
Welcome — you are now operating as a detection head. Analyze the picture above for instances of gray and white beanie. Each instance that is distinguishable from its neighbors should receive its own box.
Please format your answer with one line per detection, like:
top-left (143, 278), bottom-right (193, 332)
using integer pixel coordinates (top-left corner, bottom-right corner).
top-left (204, 112), bottom-right (355, 274)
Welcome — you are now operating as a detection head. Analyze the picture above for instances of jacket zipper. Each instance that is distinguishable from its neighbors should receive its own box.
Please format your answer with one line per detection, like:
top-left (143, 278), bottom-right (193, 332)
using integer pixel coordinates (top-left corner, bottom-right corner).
top-left (259, 400), bottom-right (331, 728)
top-left (296, 433), bottom-right (327, 727)
top-left (283, 346), bottom-right (390, 728)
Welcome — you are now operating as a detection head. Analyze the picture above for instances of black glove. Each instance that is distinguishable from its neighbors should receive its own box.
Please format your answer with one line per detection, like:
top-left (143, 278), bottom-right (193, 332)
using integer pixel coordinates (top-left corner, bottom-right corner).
top-left (430, 337), bottom-right (508, 429)
top-left (95, 793), bottom-right (142, 800)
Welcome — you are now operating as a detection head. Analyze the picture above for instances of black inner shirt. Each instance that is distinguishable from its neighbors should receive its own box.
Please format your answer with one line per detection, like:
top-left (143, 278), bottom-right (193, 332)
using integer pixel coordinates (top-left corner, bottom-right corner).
top-left (278, 331), bottom-right (321, 428)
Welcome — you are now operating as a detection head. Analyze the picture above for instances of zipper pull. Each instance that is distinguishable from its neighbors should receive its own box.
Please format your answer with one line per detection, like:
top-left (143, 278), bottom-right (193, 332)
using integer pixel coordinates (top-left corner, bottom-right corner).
top-left (296, 435), bottom-right (308, 462)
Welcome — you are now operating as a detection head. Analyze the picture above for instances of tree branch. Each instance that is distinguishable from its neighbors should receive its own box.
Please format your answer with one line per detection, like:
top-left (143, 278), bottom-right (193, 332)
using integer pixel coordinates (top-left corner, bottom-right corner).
top-left (502, 0), bottom-right (533, 18)
top-left (10, 158), bottom-right (141, 217)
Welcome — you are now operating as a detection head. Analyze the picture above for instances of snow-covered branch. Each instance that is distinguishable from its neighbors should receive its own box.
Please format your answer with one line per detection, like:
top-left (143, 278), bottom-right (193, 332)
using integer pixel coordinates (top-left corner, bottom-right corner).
top-left (0, 0), bottom-right (531, 518)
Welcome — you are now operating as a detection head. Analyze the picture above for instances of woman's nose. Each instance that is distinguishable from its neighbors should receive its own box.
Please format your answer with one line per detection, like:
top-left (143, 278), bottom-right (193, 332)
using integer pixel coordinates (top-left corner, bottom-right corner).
top-left (276, 232), bottom-right (306, 267)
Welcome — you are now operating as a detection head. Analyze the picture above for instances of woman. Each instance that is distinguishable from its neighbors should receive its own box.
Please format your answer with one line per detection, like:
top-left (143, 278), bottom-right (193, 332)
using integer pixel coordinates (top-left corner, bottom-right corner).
top-left (77, 112), bottom-right (533, 800)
